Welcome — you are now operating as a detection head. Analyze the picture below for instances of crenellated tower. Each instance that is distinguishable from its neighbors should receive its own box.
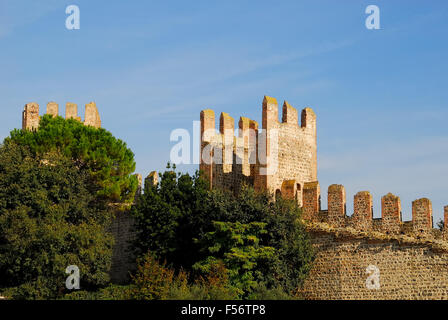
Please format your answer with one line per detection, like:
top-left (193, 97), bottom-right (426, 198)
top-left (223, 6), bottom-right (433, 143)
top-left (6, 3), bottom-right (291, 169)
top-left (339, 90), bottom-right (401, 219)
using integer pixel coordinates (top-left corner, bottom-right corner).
top-left (200, 95), bottom-right (317, 200)
top-left (22, 101), bottom-right (101, 130)
top-left (199, 95), bottom-right (447, 240)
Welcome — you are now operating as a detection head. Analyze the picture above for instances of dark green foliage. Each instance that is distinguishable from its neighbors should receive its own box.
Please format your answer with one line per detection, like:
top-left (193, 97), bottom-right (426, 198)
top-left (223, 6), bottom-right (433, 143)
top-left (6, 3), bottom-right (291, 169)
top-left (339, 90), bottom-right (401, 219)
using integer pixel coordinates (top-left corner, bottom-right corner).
top-left (193, 221), bottom-right (275, 296)
top-left (0, 142), bottom-right (114, 299)
top-left (195, 187), bottom-right (315, 297)
top-left (263, 198), bottom-right (315, 294)
top-left (6, 115), bottom-right (137, 204)
top-left (130, 252), bottom-right (238, 300)
top-left (131, 167), bottom-right (315, 298)
top-left (131, 164), bottom-right (209, 266)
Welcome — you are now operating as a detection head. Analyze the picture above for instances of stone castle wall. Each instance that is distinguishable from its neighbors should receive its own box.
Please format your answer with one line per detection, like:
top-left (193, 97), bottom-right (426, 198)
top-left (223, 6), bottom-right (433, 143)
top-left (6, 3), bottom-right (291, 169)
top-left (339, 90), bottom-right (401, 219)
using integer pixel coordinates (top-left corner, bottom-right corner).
top-left (108, 206), bottom-right (137, 284)
top-left (18, 97), bottom-right (448, 298)
top-left (200, 95), bottom-right (448, 299)
top-left (108, 172), bottom-right (158, 284)
top-left (300, 181), bottom-right (448, 299)
top-left (301, 229), bottom-right (448, 299)
top-left (302, 181), bottom-right (441, 237)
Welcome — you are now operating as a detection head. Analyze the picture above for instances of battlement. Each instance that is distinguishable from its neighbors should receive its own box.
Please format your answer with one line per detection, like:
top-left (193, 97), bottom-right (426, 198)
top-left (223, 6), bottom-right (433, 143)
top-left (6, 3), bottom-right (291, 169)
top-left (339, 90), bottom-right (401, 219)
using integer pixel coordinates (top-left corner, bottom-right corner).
top-left (200, 96), bottom-right (317, 196)
top-left (302, 181), bottom-right (446, 239)
top-left (22, 101), bottom-right (101, 130)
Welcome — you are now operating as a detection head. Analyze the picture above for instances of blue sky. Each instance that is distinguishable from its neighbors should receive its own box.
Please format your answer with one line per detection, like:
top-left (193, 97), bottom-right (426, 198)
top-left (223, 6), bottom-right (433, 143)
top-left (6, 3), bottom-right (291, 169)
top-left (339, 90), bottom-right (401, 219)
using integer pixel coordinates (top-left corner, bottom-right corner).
top-left (0, 0), bottom-right (447, 223)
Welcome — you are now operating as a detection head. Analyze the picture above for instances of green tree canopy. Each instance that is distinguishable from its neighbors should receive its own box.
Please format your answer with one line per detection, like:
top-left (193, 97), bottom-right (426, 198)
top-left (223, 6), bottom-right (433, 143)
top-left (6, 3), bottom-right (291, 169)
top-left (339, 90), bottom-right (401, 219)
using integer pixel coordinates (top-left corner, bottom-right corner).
top-left (6, 114), bottom-right (137, 204)
top-left (131, 167), bottom-right (315, 298)
top-left (0, 142), bottom-right (114, 299)
top-left (131, 164), bottom-right (209, 266)
top-left (193, 221), bottom-right (275, 296)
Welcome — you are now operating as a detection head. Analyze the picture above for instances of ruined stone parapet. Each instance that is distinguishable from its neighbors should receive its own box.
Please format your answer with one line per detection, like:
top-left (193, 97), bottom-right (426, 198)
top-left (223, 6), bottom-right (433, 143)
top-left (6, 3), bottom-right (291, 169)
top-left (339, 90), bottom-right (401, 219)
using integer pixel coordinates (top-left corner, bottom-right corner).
top-left (21, 101), bottom-right (102, 130)
top-left (200, 95), bottom-right (317, 200)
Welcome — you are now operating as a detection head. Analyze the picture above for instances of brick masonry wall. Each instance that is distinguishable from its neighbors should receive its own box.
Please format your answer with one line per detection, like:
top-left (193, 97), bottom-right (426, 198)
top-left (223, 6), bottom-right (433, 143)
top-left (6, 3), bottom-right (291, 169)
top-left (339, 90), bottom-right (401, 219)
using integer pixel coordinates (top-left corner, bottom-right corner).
top-left (301, 230), bottom-right (448, 300)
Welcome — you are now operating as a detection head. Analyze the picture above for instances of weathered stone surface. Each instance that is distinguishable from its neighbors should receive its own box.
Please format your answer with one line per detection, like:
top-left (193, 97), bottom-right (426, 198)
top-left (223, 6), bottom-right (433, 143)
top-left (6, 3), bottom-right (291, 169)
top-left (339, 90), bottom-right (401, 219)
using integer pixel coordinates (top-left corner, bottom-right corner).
top-left (108, 205), bottom-right (136, 284)
top-left (301, 228), bottom-right (448, 300)
top-left (145, 171), bottom-right (159, 188)
top-left (352, 191), bottom-right (373, 231)
top-left (302, 181), bottom-right (320, 221)
top-left (381, 193), bottom-right (401, 235)
top-left (21, 101), bottom-right (102, 130)
top-left (22, 102), bottom-right (40, 130)
top-left (412, 198), bottom-right (433, 236)
top-left (327, 184), bottom-right (346, 228)
top-left (46, 102), bottom-right (58, 118)
top-left (281, 180), bottom-right (296, 201)
top-left (200, 95), bottom-right (317, 200)
top-left (84, 102), bottom-right (101, 128)
top-left (66, 102), bottom-right (81, 121)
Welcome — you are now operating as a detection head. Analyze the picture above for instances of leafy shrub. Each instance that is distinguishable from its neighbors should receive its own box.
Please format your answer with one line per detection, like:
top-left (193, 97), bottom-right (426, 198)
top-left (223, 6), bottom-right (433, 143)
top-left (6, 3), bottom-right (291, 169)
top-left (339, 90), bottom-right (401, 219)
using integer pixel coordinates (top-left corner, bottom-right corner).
top-left (131, 253), bottom-right (238, 300)
top-left (130, 253), bottom-right (180, 300)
